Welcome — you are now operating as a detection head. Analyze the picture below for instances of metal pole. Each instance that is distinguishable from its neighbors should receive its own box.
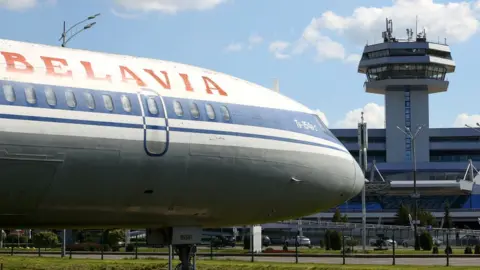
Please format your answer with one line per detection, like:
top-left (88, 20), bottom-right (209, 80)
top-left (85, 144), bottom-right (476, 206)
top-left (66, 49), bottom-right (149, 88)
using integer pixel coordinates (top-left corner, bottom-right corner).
top-left (412, 136), bottom-right (419, 251)
top-left (62, 21), bottom-right (66, 47)
top-left (397, 125), bottom-right (423, 251)
top-left (358, 112), bottom-right (368, 252)
top-left (61, 229), bottom-right (66, 257)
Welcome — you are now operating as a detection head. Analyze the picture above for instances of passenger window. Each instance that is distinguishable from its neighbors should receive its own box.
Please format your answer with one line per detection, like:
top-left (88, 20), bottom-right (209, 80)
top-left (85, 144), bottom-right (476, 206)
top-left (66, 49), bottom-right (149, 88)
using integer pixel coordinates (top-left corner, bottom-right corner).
top-left (205, 104), bottom-right (215, 120)
top-left (173, 100), bottom-right (183, 116)
top-left (24, 87), bottom-right (36, 105)
top-left (102, 94), bottom-right (114, 112)
top-left (220, 105), bottom-right (230, 121)
top-left (44, 87), bottom-right (57, 106)
top-left (147, 97), bottom-right (158, 115)
top-left (3, 85), bottom-right (15, 103)
top-left (121, 95), bottom-right (132, 112)
top-left (84, 92), bottom-right (95, 110)
top-left (190, 102), bottom-right (200, 119)
top-left (65, 90), bottom-right (76, 108)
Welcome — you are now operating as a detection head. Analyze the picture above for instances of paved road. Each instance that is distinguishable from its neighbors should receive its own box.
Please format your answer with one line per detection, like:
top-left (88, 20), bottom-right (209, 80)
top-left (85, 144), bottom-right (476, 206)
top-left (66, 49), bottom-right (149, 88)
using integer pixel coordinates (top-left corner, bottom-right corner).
top-left (11, 253), bottom-right (479, 267)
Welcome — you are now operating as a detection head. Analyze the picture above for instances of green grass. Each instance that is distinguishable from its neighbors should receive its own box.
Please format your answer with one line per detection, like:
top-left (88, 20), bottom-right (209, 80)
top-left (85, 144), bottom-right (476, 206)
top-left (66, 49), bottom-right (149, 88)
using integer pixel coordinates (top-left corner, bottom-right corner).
top-left (0, 256), bottom-right (476, 270)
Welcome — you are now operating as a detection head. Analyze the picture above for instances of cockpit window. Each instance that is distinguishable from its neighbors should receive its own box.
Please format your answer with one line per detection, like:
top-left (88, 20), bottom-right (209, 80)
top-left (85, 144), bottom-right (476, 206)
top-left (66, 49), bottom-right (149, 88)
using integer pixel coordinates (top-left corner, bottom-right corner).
top-left (313, 114), bottom-right (335, 138)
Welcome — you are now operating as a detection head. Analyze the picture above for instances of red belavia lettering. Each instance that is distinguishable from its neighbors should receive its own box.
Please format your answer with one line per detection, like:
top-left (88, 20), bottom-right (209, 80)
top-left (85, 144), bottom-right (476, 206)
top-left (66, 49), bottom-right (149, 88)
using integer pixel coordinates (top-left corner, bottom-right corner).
top-left (0, 38), bottom-right (364, 267)
top-left (1, 51), bottom-right (227, 96)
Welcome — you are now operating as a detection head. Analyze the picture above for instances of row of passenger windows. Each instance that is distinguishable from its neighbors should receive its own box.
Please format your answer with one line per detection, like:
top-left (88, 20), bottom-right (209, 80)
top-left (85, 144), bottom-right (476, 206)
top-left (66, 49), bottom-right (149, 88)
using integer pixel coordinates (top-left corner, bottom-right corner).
top-left (2, 85), bottom-right (231, 121)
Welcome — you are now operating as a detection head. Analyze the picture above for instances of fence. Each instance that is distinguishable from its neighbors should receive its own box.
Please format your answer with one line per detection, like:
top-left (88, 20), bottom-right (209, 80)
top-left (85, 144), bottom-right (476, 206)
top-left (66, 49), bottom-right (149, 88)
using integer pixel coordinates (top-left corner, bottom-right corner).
top-left (1, 227), bottom-right (480, 267)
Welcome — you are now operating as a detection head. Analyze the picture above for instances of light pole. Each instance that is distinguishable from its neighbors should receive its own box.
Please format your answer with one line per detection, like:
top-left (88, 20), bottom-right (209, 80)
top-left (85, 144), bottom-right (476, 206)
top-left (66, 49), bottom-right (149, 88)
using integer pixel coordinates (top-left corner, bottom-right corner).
top-left (465, 123), bottom-right (480, 133)
top-left (397, 124), bottom-right (424, 251)
top-left (59, 13), bottom-right (101, 47)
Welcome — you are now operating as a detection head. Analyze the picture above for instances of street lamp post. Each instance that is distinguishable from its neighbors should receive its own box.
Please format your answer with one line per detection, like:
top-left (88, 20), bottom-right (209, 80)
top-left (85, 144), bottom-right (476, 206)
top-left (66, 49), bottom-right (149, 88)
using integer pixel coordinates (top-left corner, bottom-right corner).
top-left (465, 123), bottom-right (480, 133)
top-left (397, 124), bottom-right (424, 251)
top-left (59, 13), bottom-right (101, 47)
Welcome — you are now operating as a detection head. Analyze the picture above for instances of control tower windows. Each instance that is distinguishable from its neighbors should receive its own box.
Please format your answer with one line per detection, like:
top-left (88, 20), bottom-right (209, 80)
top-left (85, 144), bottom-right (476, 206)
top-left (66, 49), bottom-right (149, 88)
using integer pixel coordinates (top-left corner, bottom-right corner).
top-left (362, 48), bottom-right (451, 60)
top-left (366, 64), bottom-right (447, 81)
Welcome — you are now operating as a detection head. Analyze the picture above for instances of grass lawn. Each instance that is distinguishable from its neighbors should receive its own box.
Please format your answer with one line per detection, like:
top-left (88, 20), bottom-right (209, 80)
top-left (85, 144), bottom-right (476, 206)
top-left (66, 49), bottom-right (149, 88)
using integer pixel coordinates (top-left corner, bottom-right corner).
top-left (0, 256), bottom-right (477, 270)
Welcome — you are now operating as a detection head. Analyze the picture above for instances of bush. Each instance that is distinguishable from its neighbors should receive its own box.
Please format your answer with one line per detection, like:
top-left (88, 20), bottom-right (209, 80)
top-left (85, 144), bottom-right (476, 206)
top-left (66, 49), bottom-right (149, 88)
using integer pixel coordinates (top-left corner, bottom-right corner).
top-left (464, 246), bottom-right (473, 254)
top-left (419, 231), bottom-right (433, 251)
top-left (243, 236), bottom-right (250, 250)
top-left (5, 234), bottom-right (28, 244)
top-left (66, 242), bottom-right (110, 252)
top-left (324, 231), bottom-right (331, 250)
top-left (329, 231), bottom-right (342, 251)
top-left (475, 245), bottom-right (480, 254)
top-left (432, 246), bottom-right (439, 254)
top-left (445, 246), bottom-right (453, 255)
top-left (32, 231), bottom-right (59, 248)
top-left (126, 243), bottom-right (135, 252)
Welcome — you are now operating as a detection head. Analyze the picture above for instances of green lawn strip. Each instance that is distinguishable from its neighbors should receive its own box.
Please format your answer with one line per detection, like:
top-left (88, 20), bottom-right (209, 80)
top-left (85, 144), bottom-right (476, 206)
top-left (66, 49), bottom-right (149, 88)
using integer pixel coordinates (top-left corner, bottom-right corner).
top-left (0, 256), bottom-right (476, 270)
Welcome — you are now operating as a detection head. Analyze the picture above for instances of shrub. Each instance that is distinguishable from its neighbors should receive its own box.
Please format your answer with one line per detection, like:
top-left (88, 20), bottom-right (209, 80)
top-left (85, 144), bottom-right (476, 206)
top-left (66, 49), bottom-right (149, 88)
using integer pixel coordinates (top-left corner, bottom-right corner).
top-left (126, 243), bottom-right (135, 252)
top-left (66, 242), bottom-right (110, 252)
top-left (5, 234), bottom-right (28, 244)
top-left (464, 246), bottom-right (473, 254)
top-left (432, 246), bottom-right (439, 254)
top-left (445, 246), bottom-right (453, 255)
top-left (324, 231), bottom-right (331, 250)
top-left (32, 231), bottom-right (59, 248)
top-left (329, 231), bottom-right (342, 251)
top-left (419, 231), bottom-right (433, 251)
top-left (475, 245), bottom-right (480, 254)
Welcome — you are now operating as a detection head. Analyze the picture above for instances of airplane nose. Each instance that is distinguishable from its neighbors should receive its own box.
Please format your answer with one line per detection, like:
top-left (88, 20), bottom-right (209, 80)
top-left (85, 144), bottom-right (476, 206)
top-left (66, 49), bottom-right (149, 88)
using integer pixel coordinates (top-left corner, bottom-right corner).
top-left (350, 160), bottom-right (365, 199)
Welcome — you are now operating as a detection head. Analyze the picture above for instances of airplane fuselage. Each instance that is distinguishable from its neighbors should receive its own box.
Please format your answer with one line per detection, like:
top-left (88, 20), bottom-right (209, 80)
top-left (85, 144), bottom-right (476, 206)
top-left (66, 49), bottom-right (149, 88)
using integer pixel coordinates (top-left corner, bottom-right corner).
top-left (0, 39), bottom-right (364, 229)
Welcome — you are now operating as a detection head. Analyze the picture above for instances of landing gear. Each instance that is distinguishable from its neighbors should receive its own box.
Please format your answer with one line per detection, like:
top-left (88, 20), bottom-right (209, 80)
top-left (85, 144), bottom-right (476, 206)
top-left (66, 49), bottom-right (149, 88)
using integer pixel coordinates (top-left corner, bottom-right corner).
top-left (146, 227), bottom-right (202, 270)
top-left (174, 244), bottom-right (197, 270)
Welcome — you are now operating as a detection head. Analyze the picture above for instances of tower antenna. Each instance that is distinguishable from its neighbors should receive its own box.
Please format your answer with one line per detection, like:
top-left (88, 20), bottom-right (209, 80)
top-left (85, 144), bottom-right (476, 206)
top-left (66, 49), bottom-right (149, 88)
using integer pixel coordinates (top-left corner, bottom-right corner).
top-left (415, 15), bottom-right (418, 38)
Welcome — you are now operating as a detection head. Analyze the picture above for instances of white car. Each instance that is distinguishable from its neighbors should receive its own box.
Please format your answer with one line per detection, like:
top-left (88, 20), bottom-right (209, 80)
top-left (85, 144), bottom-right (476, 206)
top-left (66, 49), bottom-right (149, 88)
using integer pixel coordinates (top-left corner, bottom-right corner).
top-left (284, 236), bottom-right (311, 247)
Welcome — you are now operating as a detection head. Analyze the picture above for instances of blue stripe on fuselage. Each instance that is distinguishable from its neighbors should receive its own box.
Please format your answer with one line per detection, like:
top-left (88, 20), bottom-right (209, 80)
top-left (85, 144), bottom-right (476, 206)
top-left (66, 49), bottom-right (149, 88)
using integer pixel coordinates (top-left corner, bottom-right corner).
top-left (0, 79), bottom-right (345, 151)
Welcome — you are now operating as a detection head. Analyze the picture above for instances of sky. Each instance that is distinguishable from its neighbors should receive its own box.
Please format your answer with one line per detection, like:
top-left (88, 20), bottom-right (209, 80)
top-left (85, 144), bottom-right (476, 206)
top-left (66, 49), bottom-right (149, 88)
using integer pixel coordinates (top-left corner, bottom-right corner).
top-left (1, 0), bottom-right (480, 129)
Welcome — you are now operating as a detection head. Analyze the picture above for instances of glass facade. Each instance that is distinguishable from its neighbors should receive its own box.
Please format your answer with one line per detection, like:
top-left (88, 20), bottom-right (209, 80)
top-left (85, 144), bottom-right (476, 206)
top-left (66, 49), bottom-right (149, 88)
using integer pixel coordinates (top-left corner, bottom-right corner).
top-left (366, 64), bottom-right (447, 81)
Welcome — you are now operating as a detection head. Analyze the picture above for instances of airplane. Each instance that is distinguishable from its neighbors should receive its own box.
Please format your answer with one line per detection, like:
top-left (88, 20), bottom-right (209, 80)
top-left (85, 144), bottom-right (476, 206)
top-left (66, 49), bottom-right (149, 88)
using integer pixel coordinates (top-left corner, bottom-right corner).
top-left (0, 38), bottom-right (364, 268)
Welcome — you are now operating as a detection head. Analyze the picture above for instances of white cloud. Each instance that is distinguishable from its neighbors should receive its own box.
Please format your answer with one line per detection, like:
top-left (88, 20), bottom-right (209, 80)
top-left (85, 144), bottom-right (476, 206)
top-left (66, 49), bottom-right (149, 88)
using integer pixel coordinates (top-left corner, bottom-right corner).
top-left (113, 0), bottom-right (228, 14)
top-left (248, 34), bottom-right (263, 49)
top-left (110, 8), bottom-right (142, 19)
top-left (453, 113), bottom-right (480, 128)
top-left (334, 103), bottom-right (385, 128)
top-left (0, 0), bottom-right (39, 10)
top-left (290, 0), bottom-right (480, 63)
top-left (269, 41), bottom-right (291, 59)
top-left (224, 42), bottom-right (243, 52)
top-left (314, 110), bottom-right (329, 127)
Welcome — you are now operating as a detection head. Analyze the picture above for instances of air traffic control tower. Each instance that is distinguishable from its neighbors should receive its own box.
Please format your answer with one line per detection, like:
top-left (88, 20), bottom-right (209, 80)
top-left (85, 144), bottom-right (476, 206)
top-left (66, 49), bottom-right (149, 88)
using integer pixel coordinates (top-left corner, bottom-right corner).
top-left (358, 19), bottom-right (456, 163)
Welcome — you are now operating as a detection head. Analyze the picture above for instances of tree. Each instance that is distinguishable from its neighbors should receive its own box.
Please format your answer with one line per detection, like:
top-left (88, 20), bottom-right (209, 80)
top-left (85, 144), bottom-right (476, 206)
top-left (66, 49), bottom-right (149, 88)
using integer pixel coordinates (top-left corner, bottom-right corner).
top-left (443, 201), bottom-right (453, 229)
top-left (340, 214), bottom-right (348, 223)
top-left (332, 209), bottom-right (342, 222)
top-left (395, 204), bottom-right (411, 226)
top-left (418, 209), bottom-right (437, 227)
top-left (105, 229), bottom-right (125, 247)
top-left (32, 231), bottom-right (59, 248)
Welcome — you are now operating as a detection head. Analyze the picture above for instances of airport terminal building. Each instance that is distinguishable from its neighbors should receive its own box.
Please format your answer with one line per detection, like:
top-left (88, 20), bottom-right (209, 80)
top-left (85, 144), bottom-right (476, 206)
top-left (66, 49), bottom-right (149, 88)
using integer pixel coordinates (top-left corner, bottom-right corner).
top-left (308, 19), bottom-right (480, 228)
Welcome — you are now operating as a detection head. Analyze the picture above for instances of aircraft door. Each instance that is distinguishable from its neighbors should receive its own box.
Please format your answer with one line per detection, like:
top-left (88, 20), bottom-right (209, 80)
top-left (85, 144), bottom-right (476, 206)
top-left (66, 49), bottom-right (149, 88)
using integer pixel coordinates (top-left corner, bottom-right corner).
top-left (137, 89), bottom-right (170, 156)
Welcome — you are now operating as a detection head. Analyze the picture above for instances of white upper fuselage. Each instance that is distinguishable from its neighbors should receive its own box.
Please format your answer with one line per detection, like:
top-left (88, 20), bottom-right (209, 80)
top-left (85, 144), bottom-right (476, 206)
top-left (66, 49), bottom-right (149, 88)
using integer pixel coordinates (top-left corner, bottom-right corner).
top-left (0, 39), bottom-right (364, 228)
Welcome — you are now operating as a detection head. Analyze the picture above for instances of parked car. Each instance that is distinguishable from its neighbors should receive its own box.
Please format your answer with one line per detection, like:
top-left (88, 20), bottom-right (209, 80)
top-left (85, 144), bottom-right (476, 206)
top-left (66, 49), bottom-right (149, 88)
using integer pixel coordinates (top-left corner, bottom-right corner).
top-left (262, 235), bottom-right (271, 247)
top-left (211, 235), bottom-right (236, 248)
top-left (284, 236), bottom-right (311, 247)
top-left (370, 236), bottom-right (396, 247)
top-left (402, 237), bottom-right (443, 247)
